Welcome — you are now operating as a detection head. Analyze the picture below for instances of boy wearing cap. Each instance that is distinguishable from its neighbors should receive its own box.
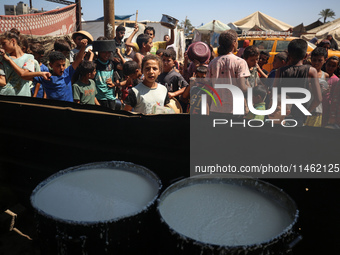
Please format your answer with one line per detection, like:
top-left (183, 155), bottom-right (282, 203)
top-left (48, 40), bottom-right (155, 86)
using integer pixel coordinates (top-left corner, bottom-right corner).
top-left (70, 30), bottom-right (94, 63)
top-left (93, 39), bottom-right (121, 110)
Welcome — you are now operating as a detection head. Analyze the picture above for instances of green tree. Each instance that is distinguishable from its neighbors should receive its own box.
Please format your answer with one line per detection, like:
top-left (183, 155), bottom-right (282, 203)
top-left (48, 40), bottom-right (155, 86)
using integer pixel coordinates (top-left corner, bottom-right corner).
top-left (319, 9), bottom-right (336, 23)
top-left (178, 18), bottom-right (195, 34)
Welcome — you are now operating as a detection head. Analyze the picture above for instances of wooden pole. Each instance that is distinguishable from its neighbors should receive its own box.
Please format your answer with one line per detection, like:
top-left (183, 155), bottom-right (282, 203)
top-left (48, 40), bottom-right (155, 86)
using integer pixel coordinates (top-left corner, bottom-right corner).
top-left (75, 0), bottom-right (82, 31)
top-left (103, 0), bottom-right (115, 39)
top-left (135, 10), bottom-right (138, 24)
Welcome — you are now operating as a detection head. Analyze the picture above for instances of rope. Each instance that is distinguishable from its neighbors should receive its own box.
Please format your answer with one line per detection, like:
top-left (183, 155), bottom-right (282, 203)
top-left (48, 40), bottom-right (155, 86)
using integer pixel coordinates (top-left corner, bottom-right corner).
top-left (4, 209), bottom-right (33, 240)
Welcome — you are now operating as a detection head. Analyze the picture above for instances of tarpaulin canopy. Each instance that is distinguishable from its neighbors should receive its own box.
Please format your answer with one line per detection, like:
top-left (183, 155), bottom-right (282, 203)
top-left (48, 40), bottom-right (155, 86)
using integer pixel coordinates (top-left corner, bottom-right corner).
top-left (95, 14), bottom-right (135, 21)
top-left (230, 11), bottom-right (293, 32)
top-left (195, 20), bottom-right (230, 34)
top-left (305, 20), bottom-right (324, 32)
top-left (301, 17), bottom-right (340, 46)
top-left (193, 20), bottom-right (230, 47)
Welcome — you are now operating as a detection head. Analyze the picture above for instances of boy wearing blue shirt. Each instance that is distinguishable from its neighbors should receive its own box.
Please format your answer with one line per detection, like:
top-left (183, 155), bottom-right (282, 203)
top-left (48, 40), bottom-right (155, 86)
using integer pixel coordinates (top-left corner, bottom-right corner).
top-left (33, 38), bottom-right (88, 102)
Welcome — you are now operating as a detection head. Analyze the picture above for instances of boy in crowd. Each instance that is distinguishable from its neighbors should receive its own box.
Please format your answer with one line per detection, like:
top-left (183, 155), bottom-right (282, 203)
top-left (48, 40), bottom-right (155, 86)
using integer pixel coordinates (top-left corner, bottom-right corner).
top-left (70, 31), bottom-right (93, 63)
top-left (30, 43), bottom-right (48, 98)
top-left (72, 60), bottom-right (100, 105)
top-left (32, 39), bottom-right (88, 102)
top-left (181, 65), bottom-right (208, 114)
top-left (46, 39), bottom-right (72, 74)
top-left (121, 60), bottom-right (143, 102)
top-left (305, 47), bottom-right (329, 127)
top-left (267, 51), bottom-right (288, 88)
top-left (264, 51), bottom-right (288, 109)
top-left (257, 51), bottom-right (270, 78)
top-left (94, 41), bottom-right (120, 110)
top-left (112, 25), bottom-right (126, 82)
top-left (157, 49), bottom-right (188, 101)
top-left (207, 29), bottom-right (250, 116)
top-left (245, 85), bottom-right (267, 121)
top-left (273, 39), bottom-right (322, 127)
top-left (134, 34), bottom-right (153, 68)
top-left (125, 24), bottom-right (175, 55)
top-left (243, 45), bottom-right (261, 87)
top-left (124, 55), bottom-right (170, 114)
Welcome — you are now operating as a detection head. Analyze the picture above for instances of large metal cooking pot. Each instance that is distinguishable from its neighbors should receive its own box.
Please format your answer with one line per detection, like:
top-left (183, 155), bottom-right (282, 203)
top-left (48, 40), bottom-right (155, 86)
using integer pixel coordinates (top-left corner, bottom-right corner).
top-left (160, 14), bottom-right (179, 29)
top-left (30, 161), bottom-right (162, 254)
top-left (157, 176), bottom-right (300, 255)
top-left (92, 40), bottom-right (116, 52)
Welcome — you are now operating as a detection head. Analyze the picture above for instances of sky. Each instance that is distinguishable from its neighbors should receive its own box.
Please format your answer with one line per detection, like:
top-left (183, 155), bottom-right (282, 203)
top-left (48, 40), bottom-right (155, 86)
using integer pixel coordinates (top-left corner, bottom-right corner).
top-left (1, 0), bottom-right (340, 28)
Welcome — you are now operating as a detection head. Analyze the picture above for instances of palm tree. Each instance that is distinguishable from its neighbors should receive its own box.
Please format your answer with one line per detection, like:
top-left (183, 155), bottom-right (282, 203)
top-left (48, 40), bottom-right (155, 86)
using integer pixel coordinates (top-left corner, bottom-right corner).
top-left (319, 9), bottom-right (336, 23)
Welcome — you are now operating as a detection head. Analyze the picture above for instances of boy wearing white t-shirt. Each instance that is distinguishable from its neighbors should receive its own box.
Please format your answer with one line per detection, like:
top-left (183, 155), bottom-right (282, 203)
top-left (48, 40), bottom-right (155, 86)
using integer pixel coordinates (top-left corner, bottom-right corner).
top-left (124, 55), bottom-right (170, 114)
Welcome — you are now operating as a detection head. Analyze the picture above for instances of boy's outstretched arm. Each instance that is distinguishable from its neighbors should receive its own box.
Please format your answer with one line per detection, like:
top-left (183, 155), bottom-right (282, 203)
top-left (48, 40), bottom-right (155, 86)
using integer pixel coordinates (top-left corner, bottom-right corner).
top-left (125, 24), bottom-right (139, 51)
top-left (166, 29), bottom-right (175, 46)
top-left (72, 39), bottom-right (88, 70)
top-left (0, 75), bottom-right (6, 87)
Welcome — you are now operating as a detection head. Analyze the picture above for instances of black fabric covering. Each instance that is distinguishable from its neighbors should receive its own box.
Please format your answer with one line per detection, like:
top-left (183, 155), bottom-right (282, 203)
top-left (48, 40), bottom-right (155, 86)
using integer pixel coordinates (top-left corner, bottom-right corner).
top-left (0, 95), bottom-right (339, 254)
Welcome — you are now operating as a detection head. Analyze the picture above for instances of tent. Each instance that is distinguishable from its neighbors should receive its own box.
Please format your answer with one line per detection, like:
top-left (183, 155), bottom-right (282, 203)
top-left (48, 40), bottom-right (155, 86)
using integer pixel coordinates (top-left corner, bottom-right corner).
top-left (229, 11), bottom-right (293, 32)
top-left (305, 20), bottom-right (324, 32)
top-left (193, 20), bottom-right (230, 47)
top-left (292, 23), bottom-right (307, 37)
top-left (301, 17), bottom-right (340, 46)
top-left (195, 20), bottom-right (230, 34)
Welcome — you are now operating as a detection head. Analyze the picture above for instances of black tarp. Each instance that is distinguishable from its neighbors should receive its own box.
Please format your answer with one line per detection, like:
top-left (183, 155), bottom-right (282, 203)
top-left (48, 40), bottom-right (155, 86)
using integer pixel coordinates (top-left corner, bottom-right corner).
top-left (1, 95), bottom-right (340, 254)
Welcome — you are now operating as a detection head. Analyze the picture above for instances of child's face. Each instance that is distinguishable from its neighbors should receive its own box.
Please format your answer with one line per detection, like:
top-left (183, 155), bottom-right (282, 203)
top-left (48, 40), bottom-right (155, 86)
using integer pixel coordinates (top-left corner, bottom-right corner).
top-left (143, 38), bottom-right (153, 52)
top-left (272, 56), bottom-right (284, 70)
top-left (1, 39), bottom-right (15, 54)
top-left (326, 59), bottom-right (339, 76)
top-left (142, 59), bottom-right (160, 86)
top-left (162, 56), bottom-right (174, 72)
top-left (32, 52), bottom-right (43, 62)
top-left (50, 59), bottom-right (66, 76)
top-left (98, 51), bottom-right (111, 62)
top-left (252, 94), bottom-right (263, 105)
top-left (246, 55), bottom-right (259, 68)
top-left (73, 35), bottom-right (85, 48)
top-left (89, 69), bottom-right (96, 79)
top-left (311, 55), bottom-right (326, 71)
top-left (145, 30), bottom-right (155, 39)
top-left (128, 69), bottom-right (142, 80)
top-left (116, 30), bottom-right (125, 41)
top-left (258, 54), bottom-right (269, 67)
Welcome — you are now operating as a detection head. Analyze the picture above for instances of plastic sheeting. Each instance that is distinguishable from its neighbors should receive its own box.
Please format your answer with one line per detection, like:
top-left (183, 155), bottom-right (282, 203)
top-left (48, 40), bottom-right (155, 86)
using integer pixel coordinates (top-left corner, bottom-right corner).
top-left (195, 20), bottom-right (230, 34)
top-left (230, 11), bottom-right (292, 32)
top-left (193, 20), bottom-right (230, 47)
top-left (301, 17), bottom-right (340, 46)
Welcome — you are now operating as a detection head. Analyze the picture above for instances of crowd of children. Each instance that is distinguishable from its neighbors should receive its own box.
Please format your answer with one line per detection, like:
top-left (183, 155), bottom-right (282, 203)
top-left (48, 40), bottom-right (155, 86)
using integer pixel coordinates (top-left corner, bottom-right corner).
top-left (0, 26), bottom-right (340, 127)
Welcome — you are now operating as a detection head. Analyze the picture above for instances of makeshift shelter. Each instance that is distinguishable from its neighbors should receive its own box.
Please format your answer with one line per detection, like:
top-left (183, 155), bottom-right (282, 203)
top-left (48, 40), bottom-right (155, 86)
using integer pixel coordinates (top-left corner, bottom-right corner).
top-left (301, 17), bottom-right (340, 46)
top-left (292, 23), bottom-right (307, 37)
top-left (305, 20), bottom-right (323, 32)
top-left (229, 11), bottom-right (292, 32)
top-left (193, 20), bottom-right (230, 47)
